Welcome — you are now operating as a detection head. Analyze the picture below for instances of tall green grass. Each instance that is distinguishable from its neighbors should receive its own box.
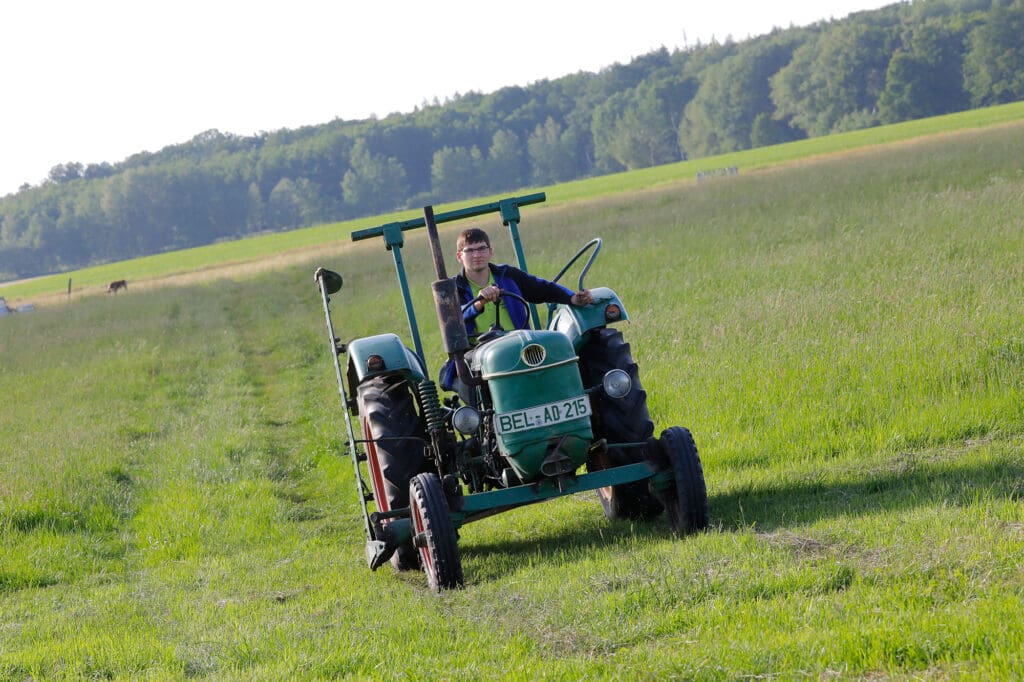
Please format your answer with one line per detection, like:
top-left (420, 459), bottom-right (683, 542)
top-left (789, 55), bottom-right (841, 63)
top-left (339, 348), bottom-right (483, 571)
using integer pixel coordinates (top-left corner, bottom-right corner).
top-left (1, 118), bottom-right (1023, 678)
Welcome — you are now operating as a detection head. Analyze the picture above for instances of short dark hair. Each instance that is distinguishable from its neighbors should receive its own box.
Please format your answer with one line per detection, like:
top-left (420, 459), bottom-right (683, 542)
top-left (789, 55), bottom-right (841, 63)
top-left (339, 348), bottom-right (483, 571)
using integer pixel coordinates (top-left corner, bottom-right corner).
top-left (457, 228), bottom-right (490, 251)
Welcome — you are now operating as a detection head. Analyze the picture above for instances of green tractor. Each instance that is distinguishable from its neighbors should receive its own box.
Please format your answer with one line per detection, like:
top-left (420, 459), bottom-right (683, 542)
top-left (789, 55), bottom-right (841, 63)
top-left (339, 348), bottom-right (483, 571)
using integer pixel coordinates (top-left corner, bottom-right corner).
top-left (315, 192), bottom-right (708, 591)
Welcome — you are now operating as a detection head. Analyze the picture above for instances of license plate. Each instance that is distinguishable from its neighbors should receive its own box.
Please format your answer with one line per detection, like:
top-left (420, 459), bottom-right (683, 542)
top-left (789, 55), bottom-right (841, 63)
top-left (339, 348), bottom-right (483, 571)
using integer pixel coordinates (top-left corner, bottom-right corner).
top-left (494, 396), bottom-right (592, 435)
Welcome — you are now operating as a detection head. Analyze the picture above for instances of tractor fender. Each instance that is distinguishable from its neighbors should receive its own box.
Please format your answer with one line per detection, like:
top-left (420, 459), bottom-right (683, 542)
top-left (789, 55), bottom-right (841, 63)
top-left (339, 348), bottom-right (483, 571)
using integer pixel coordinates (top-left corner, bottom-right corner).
top-left (547, 286), bottom-right (629, 350)
top-left (346, 333), bottom-right (426, 411)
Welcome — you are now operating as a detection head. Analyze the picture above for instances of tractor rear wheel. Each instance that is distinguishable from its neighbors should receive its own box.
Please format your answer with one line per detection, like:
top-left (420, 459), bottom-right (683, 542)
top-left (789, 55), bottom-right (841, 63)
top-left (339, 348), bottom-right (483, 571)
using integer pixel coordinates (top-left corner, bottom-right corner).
top-left (410, 473), bottom-right (463, 592)
top-left (357, 376), bottom-right (427, 571)
top-left (659, 426), bottom-right (709, 535)
top-left (580, 328), bottom-right (663, 520)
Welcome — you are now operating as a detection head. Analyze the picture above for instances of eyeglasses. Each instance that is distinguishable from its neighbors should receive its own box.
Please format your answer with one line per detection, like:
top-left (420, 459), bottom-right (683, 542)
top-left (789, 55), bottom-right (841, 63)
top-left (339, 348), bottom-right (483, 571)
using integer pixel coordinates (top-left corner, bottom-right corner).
top-left (459, 245), bottom-right (490, 255)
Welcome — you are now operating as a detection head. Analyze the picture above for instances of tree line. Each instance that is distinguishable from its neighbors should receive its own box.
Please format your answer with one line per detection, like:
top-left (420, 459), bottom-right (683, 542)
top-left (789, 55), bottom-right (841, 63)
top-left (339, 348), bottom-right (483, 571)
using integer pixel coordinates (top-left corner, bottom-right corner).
top-left (2, 0), bottom-right (1023, 281)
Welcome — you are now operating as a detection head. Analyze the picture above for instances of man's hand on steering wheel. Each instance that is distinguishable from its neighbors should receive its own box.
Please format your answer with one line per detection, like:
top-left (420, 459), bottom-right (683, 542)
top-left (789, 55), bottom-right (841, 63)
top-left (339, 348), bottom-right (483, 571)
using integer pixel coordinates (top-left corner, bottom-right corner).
top-left (461, 289), bottom-right (505, 316)
top-left (471, 285), bottom-right (501, 312)
top-left (570, 290), bottom-right (594, 306)
top-left (461, 289), bottom-right (533, 332)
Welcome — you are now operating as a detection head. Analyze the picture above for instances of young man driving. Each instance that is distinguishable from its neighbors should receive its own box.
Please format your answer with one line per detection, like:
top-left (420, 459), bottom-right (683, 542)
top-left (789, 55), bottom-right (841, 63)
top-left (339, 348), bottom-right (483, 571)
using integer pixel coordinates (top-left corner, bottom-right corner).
top-left (439, 227), bottom-right (594, 393)
top-left (454, 227), bottom-right (593, 336)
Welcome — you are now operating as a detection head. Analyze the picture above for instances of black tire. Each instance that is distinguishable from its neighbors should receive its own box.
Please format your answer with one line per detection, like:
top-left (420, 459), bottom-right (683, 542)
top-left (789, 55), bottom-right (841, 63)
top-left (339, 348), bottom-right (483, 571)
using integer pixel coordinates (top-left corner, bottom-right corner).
top-left (660, 426), bottom-right (709, 535)
top-left (579, 328), bottom-right (663, 519)
top-left (410, 473), bottom-right (463, 592)
top-left (357, 376), bottom-right (427, 571)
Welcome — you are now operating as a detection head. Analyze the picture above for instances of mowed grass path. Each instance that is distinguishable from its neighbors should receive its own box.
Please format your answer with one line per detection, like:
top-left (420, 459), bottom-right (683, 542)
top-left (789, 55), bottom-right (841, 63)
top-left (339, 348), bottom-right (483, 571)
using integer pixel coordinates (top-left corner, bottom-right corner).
top-left (1, 121), bottom-right (1023, 678)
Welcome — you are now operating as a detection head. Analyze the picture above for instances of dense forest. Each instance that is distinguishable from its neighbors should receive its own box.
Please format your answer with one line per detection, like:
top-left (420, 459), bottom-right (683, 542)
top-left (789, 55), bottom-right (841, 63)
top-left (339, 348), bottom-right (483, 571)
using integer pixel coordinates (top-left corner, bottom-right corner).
top-left (3, 0), bottom-right (1023, 281)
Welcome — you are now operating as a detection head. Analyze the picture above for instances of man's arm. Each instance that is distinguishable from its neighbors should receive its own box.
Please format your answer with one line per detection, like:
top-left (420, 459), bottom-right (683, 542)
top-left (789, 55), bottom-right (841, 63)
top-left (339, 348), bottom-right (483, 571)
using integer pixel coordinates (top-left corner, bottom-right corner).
top-left (502, 266), bottom-right (574, 305)
top-left (505, 266), bottom-right (594, 306)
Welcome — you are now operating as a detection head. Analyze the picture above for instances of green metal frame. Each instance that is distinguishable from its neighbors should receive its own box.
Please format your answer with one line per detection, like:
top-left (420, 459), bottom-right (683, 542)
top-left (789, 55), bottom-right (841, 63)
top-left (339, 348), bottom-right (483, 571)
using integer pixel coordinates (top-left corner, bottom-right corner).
top-left (351, 192), bottom-right (547, 370)
top-left (315, 271), bottom-right (378, 548)
top-left (452, 463), bottom-right (673, 527)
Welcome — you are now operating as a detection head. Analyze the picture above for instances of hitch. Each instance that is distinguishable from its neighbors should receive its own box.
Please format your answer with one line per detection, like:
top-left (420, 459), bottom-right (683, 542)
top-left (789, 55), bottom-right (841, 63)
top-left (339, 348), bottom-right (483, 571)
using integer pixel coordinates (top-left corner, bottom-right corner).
top-left (366, 516), bottom-right (413, 571)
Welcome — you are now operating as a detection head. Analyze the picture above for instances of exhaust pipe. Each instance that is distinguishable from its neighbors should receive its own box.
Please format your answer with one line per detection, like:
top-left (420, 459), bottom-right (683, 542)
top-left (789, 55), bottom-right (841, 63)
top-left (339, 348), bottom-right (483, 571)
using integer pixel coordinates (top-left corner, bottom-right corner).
top-left (424, 205), bottom-right (479, 386)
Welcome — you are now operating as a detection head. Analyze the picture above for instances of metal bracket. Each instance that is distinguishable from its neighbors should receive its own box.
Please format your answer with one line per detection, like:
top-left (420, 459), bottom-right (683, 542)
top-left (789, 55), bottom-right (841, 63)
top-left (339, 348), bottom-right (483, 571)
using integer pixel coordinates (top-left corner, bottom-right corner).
top-left (499, 198), bottom-right (521, 226)
top-left (382, 222), bottom-right (404, 251)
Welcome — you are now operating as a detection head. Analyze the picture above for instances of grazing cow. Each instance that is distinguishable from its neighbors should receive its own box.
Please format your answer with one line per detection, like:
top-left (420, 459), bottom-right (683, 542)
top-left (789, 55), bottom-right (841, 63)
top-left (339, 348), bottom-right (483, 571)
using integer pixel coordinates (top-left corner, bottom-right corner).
top-left (107, 279), bottom-right (128, 293)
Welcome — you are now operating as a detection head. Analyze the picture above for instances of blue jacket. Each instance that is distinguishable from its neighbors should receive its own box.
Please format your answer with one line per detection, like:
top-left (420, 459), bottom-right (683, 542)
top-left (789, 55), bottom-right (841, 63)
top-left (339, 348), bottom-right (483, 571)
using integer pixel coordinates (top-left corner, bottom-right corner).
top-left (455, 263), bottom-right (574, 335)
top-left (439, 264), bottom-right (573, 390)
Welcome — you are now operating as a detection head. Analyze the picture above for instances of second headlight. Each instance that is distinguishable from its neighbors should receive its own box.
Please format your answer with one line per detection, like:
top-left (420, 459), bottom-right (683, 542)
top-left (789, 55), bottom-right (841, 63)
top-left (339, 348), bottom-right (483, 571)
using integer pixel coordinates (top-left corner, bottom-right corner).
top-left (602, 369), bottom-right (631, 399)
top-left (452, 405), bottom-right (481, 434)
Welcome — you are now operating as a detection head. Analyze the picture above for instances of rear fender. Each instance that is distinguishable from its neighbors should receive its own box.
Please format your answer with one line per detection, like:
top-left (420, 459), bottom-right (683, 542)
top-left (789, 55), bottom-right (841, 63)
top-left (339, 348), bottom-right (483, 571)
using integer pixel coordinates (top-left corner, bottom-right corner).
top-left (346, 333), bottom-right (426, 413)
top-left (547, 287), bottom-right (629, 350)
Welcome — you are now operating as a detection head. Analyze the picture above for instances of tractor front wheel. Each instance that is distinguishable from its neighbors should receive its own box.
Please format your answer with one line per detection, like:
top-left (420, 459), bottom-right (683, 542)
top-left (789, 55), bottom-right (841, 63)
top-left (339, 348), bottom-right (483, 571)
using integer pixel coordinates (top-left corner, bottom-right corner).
top-left (410, 473), bottom-right (464, 592)
top-left (660, 426), bottom-right (710, 535)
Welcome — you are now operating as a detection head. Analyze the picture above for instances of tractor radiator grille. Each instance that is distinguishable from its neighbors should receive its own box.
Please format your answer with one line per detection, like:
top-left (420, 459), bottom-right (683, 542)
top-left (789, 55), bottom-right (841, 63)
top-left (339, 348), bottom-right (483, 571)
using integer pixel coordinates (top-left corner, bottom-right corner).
top-left (521, 344), bottom-right (546, 367)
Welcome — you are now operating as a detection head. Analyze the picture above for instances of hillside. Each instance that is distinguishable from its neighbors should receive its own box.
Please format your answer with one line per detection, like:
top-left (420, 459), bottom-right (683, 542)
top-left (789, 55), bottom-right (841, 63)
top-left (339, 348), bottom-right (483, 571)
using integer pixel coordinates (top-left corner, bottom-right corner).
top-left (4, 100), bottom-right (1024, 308)
top-left (3, 0), bottom-right (1024, 281)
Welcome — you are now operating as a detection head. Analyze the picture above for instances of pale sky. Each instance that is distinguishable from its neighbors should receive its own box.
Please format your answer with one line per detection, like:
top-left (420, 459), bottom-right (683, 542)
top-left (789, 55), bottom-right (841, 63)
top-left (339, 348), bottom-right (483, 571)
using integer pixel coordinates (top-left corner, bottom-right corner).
top-left (1, 0), bottom-right (896, 197)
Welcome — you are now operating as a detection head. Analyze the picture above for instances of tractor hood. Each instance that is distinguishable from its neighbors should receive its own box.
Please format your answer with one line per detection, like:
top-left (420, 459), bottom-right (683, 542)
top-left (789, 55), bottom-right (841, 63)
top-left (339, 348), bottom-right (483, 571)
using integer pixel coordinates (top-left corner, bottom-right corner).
top-left (471, 329), bottom-right (592, 481)
top-left (473, 329), bottom-right (578, 379)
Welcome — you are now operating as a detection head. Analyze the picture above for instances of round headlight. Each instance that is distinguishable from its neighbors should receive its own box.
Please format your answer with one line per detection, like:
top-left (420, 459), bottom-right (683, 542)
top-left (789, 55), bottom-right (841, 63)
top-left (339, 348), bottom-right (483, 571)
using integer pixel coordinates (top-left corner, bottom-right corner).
top-left (452, 406), bottom-right (481, 434)
top-left (602, 369), bottom-right (631, 399)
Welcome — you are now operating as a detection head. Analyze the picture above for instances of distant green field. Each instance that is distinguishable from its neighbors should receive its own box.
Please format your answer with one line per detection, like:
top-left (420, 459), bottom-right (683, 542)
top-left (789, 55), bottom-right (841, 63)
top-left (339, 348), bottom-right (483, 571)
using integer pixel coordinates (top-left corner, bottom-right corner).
top-left (1, 106), bottom-right (1023, 678)
top-left (3, 100), bottom-right (1024, 303)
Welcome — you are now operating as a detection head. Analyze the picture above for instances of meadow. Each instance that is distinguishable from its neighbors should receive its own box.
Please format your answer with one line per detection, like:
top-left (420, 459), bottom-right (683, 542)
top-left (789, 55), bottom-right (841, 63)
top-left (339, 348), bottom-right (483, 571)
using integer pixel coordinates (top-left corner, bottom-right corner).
top-left (2, 110), bottom-right (1024, 679)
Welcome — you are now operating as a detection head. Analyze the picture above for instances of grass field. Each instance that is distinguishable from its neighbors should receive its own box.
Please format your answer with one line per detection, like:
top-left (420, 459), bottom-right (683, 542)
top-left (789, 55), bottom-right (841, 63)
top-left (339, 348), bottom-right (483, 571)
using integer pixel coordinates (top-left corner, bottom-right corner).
top-left (2, 108), bottom-right (1024, 679)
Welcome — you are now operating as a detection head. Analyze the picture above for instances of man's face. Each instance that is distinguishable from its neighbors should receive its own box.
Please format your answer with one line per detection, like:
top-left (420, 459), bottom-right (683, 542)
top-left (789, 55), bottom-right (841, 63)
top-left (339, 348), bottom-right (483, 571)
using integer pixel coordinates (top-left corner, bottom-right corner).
top-left (457, 240), bottom-right (492, 272)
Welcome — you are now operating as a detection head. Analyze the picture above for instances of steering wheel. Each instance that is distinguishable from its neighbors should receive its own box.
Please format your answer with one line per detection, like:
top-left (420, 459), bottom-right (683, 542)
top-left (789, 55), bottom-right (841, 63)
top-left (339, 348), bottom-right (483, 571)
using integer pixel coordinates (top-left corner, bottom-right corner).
top-left (461, 289), bottom-right (532, 341)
